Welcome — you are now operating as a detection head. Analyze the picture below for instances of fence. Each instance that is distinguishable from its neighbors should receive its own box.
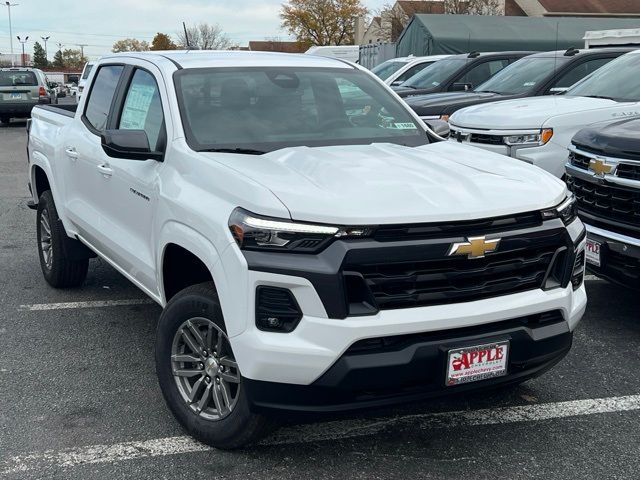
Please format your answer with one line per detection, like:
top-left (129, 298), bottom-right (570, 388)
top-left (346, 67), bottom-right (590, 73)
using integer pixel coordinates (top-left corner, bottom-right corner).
top-left (358, 42), bottom-right (397, 69)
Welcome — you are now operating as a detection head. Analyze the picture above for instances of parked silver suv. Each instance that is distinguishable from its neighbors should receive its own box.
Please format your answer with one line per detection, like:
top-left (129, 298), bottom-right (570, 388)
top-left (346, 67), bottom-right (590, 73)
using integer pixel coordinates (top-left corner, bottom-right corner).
top-left (0, 67), bottom-right (56, 124)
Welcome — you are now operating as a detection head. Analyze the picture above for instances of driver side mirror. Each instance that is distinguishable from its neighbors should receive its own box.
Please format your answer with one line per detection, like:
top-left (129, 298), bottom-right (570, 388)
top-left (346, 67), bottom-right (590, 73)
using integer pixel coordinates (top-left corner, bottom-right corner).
top-left (425, 119), bottom-right (450, 139)
top-left (101, 130), bottom-right (163, 161)
top-left (450, 83), bottom-right (473, 92)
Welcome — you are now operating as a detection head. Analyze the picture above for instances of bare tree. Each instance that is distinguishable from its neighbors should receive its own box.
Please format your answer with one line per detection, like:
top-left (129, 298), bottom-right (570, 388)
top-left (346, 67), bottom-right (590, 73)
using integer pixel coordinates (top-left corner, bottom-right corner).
top-left (445, 0), bottom-right (503, 15)
top-left (177, 23), bottom-right (233, 50)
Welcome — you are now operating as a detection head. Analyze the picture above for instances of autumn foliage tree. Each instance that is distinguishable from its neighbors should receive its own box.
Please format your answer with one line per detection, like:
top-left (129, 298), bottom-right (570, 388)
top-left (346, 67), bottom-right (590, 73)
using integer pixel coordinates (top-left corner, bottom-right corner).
top-left (150, 33), bottom-right (178, 51)
top-left (112, 38), bottom-right (150, 53)
top-left (281, 0), bottom-right (368, 46)
top-left (177, 23), bottom-right (232, 50)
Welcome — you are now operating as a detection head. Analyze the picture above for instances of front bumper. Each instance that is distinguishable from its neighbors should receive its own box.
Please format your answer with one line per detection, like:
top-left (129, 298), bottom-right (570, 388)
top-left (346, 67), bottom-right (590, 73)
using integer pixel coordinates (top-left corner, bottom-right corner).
top-left (244, 310), bottom-right (573, 414)
top-left (585, 223), bottom-right (640, 288)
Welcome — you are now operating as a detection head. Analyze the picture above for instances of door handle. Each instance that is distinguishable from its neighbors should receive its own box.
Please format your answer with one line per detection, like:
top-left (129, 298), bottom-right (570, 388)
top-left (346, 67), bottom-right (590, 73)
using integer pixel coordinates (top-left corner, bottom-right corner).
top-left (97, 164), bottom-right (113, 178)
top-left (65, 147), bottom-right (78, 160)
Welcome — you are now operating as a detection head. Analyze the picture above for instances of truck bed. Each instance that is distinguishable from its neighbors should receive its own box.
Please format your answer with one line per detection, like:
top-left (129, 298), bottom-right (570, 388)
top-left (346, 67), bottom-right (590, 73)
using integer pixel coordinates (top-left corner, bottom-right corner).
top-left (35, 103), bottom-right (78, 117)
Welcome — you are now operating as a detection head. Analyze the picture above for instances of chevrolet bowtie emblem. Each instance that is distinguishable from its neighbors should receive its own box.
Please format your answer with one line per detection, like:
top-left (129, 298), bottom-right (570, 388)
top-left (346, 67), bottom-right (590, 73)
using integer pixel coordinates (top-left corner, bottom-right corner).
top-left (589, 158), bottom-right (614, 176)
top-left (448, 236), bottom-right (500, 259)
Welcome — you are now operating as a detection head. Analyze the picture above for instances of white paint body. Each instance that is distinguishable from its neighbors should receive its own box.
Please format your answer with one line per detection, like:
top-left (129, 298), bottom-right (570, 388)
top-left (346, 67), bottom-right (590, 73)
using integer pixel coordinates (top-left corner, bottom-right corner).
top-left (449, 51), bottom-right (640, 178)
top-left (27, 51), bottom-right (586, 386)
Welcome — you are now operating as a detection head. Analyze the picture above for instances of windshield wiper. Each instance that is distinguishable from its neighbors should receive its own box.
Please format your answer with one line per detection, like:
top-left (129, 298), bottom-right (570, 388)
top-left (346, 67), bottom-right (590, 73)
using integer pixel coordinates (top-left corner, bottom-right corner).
top-left (199, 147), bottom-right (266, 155)
top-left (582, 95), bottom-right (615, 100)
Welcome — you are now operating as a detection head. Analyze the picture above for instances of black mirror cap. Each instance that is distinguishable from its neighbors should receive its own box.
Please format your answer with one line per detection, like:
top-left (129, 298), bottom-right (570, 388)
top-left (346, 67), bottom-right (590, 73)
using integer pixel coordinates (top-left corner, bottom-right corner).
top-left (450, 83), bottom-right (473, 92)
top-left (425, 119), bottom-right (450, 139)
top-left (100, 129), bottom-right (163, 161)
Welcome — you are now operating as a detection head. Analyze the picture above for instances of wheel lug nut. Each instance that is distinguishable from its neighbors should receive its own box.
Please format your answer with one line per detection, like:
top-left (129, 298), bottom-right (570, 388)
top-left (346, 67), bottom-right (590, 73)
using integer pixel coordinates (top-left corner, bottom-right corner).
top-left (202, 350), bottom-right (208, 357)
top-left (198, 363), bottom-right (204, 370)
top-left (205, 376), bottom-right (211, 383)
top-left (215, 378), bottom-right (220, 384)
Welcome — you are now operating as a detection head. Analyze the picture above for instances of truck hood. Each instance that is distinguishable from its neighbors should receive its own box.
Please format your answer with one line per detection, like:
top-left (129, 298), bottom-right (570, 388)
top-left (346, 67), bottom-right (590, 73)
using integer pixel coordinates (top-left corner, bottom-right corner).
top-left (206, 142), bottom-right (565, 225)
top-left (405, 91), bottom-right (501, 116)
top-left (450, 95), bottom-right (620, 130)
top-left (572, 117), bottom-right (640, 161)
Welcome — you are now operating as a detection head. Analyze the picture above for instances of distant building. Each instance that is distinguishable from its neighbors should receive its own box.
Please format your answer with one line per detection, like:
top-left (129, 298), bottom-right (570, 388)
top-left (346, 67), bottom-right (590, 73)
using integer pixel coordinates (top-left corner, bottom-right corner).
top-left (356, 0), bottom-right (640, 44)
top-left (0, 53), bottom-right (31, 67)
top-left (248, 41), bottom-right (308, 53)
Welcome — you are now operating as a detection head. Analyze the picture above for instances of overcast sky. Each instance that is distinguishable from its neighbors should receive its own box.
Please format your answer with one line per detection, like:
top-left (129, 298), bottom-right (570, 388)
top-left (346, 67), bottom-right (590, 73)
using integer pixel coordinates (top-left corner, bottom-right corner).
top-left (0, 0), bottom-right (388, 60)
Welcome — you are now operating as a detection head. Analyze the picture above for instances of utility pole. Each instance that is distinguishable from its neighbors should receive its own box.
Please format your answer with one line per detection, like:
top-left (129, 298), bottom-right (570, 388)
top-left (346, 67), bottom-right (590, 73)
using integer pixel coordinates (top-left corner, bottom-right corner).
top-left (77, 43), bottom-right (88, 59)
top-left (3, 2), bottom-right (18, 66)
top-left (16, 34), bottom-right (28, 66)
top-left (41, 35), bottom-right (50, 63)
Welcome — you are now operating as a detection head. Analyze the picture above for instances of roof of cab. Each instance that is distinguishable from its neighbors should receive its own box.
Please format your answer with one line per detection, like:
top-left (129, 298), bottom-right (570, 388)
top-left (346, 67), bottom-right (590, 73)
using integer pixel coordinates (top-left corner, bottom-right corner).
top-left (100, 50), bottom-right (357, 70)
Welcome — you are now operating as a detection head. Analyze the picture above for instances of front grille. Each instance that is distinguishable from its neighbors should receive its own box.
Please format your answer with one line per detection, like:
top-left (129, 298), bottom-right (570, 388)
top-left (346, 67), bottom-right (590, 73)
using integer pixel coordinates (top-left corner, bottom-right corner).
top-left (344, 238), bottom-right (565, 311)
top-left (374, 212), bottom-right (542, 242)
top-left (616, 163), bottom-right (640, 181)
top-left (604, 249), bottom-right (640, 281)
top-left (470, 133), bottom-right (504, 145)
top-left (569, 151), bottom-right (591, 170)
top-left (346, 311), bottom-right (564, 354)
top-left (567, 176), bottom-right (640, 227)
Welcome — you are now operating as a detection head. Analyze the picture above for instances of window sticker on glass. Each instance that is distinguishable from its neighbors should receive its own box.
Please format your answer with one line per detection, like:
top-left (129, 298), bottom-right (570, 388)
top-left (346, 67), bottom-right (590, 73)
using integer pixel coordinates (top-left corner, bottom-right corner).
top-left (120, 84), bottom-right (156, 129)
top-left (523, 81), bottom-right (536, 87)
top-left (393, 123), bottom-right (418, 129)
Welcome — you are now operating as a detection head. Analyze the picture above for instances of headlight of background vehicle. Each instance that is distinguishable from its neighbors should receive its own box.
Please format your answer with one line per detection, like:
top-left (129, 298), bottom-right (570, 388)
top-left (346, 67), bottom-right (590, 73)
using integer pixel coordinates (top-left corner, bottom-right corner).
top-left (229, 208), bottom-right (372, 253)
top-left (503, 128), bottom-right (553, 147)
top-left (541, 194), bottom-right (577, 225)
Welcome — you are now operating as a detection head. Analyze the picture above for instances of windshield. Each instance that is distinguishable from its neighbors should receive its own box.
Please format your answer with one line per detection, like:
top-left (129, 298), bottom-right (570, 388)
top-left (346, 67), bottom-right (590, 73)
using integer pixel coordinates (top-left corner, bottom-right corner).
top-left (371, 60), bottom-right (406, 80)
top-left (81, 64), bottom-right (94, 80)
top-left (568, 53), bottom-right (640, 102)
top-left (477, 57), bottom-right (561, 95)
top-left (175, 67), bottom-right (428, 153)
top-left (402, 58), bottom-right (467, 89)
top-left (0, 70), bottom-right (37, 87)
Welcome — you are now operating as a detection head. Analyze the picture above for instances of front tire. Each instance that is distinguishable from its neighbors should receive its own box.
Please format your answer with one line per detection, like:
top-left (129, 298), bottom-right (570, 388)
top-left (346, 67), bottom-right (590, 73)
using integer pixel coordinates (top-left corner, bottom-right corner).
top-left (36, 190), bottom-right (89, 288)
top-left (156, 282), bottom-right (275, 449)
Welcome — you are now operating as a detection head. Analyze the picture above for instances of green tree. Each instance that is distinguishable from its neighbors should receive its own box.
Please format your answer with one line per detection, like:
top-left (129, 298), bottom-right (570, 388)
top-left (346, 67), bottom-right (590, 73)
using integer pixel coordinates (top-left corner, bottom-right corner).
top-left (150, 32), bottom-right (177, 51)
top-left (33, 41), bottom-right (48, 68)
top-left (52, 50), bottom-right (64, 68)
top-left (281, 0), bottom-right (368, 46)
top-left (112, 38), bottom-right (150, 53)
top-left (61, 49), bottom-right (87, 70)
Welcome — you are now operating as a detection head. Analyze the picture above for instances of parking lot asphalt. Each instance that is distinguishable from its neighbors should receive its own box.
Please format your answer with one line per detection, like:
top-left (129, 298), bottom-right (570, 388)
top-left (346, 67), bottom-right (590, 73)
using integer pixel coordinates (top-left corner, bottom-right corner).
top-left (0, 113), bottom-right (639, 479)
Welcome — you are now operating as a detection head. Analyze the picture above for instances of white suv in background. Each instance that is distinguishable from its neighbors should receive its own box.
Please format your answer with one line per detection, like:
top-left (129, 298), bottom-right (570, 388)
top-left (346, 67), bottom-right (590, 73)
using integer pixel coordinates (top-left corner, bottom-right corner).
top-left (77, 61), bottom-right (95, 99)
top-left (371, 55), bottom-right (451, 86)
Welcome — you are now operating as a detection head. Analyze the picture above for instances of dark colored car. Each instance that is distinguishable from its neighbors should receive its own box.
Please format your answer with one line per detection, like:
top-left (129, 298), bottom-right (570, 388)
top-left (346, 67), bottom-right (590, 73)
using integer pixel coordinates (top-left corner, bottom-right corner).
top-left (566, 117), bottom-right (640, 290)
top-left (405, 48), bottom-right (634, 122)
top-left (392, 51), bottom-right (535, 98)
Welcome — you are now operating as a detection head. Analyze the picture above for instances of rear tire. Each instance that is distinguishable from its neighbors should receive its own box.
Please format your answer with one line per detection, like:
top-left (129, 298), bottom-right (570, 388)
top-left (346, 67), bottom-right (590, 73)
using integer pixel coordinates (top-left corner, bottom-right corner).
top-left (36, 190), bottom-right (89, 288)
top-left (156, 282), bottom-right (276, 449)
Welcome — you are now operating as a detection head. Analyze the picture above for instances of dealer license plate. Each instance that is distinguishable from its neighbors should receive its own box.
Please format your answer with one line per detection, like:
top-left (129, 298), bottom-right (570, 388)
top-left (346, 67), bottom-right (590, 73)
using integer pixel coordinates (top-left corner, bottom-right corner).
top-left (585, 239), bottom-right (601, 267)
top-left (446, 341), bottom-right (509, 386)
top-left (10, 93), bottom-right (22, 99)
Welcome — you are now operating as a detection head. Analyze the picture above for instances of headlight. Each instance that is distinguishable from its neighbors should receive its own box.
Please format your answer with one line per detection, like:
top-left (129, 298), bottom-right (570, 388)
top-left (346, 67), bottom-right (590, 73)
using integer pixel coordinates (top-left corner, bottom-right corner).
top-left (504, 128), bottom-right (553, 146)
top-left (541, 194), bottom-right (577, 225)
top-left (228, 208), bottom-right (372, 253)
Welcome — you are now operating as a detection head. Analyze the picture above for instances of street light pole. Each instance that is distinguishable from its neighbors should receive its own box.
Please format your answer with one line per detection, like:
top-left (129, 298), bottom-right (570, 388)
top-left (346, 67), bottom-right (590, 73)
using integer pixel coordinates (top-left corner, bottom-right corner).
top-left (76, 43), bottom-right (87, 59)
top-left (3, 2), bottom-right (18, 67)
top-left (17, 34), bottom-right (27, 66)
top-left (41, 35), bottom-right (50, 64)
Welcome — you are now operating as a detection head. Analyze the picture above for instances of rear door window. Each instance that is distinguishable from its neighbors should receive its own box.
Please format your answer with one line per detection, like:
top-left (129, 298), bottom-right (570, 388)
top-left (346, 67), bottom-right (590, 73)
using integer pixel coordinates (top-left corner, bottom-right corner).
top-left (84, 65), bottom-right (124, 132)
top-left (0, 71), bottom-right (38, 87)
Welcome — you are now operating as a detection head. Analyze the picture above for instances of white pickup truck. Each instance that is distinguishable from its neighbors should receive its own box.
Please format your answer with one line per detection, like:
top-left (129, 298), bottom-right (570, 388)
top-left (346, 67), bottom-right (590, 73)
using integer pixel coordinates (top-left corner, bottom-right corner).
top-left (448, 49), bottom-right (640, 178)
top-left (26, 51), bottom-right (586, 449)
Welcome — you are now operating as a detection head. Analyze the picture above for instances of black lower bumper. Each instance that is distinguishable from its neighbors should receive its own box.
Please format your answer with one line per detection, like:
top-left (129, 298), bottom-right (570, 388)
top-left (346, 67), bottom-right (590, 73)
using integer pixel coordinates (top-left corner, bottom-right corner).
top-left (0, 101), bottom-right (43, 118)
top-left (585, 225), bottom-right (640, 290)
top-left (245, 311), bottom-right (572, 415)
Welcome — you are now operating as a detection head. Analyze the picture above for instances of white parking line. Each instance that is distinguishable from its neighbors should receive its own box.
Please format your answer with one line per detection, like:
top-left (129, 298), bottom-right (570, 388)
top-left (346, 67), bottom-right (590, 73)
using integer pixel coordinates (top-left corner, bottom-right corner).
top-left (2, 394), bottom-right (639, 475)
top-left (18, 299), bottom-right (156, 311)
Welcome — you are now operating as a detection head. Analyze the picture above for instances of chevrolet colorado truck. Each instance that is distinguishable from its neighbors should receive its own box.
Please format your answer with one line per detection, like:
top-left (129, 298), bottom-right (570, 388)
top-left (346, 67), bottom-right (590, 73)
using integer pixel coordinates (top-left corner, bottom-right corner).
top-left (566, 118), bottom-right (640, 289)
top-left (448, 49), bottom-right (640, 178)
top-left (26, 51), bottom-right (587, 449)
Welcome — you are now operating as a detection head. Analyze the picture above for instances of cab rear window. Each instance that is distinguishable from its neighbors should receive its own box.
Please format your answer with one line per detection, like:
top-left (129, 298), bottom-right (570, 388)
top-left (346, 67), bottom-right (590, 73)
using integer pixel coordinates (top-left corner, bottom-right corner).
top-left (0, 71), bottom-right (38, 87)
